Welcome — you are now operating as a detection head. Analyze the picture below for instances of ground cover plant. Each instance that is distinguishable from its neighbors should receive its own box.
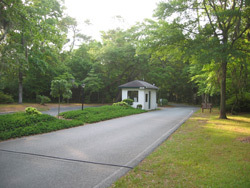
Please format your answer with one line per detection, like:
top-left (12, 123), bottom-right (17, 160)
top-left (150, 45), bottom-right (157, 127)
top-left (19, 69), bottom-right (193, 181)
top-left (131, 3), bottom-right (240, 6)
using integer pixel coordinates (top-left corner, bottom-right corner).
top-left (60, 105), bottom-right (146, 123)
top-left (0, 112), bottom-right (83, 141)
top-left (0, 105), bottom-right (146, 141)
top-left (112, 109), bottom-right (250, 188)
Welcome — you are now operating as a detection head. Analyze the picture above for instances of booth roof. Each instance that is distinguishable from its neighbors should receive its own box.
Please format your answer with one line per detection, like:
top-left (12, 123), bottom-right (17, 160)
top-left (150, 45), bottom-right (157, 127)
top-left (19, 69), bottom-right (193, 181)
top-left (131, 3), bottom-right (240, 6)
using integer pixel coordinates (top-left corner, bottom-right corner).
top-left (119, 80), bottom-right (158, 89)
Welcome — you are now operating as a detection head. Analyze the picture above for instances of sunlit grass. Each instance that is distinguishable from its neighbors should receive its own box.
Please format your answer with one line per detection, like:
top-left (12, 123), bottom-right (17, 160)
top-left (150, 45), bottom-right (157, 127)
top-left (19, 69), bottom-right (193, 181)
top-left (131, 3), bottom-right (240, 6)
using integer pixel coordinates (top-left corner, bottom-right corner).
top-left (113, 109), bottom-right (250, 188)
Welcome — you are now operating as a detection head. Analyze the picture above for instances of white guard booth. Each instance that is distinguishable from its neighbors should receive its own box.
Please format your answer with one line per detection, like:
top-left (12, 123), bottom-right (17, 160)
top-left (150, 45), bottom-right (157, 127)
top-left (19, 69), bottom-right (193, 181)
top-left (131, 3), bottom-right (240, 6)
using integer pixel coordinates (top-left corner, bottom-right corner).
top-left (119, 80), bottom-right (158, 110)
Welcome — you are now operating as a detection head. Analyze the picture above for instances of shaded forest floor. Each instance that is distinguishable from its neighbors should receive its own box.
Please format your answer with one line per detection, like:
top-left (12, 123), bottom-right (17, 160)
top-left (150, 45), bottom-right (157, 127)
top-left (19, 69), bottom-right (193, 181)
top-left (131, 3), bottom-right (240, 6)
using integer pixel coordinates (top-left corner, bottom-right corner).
top-left (112, 109), bottom-right (250, 188)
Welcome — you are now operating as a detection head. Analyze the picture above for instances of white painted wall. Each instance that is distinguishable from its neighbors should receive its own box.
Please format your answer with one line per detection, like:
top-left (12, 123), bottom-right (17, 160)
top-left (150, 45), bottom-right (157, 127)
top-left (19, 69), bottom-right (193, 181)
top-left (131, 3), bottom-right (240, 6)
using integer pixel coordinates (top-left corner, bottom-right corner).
top-left (143, 89), bottom-right (157, 110)
top-left (122, 89), bottom-right (128, 100)
top-left (150, 90), bottom-right (157, 109)
top-left (121, 88), bottom-right (157, 110)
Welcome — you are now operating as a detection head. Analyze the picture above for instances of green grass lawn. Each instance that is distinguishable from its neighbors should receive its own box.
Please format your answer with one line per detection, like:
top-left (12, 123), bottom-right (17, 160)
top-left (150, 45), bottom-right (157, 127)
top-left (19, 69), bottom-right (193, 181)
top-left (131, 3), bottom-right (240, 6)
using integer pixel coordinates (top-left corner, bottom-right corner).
top-left (0, 105), bottom-right (145, 141)
top-left (112, 109), bottom-right (250, 188)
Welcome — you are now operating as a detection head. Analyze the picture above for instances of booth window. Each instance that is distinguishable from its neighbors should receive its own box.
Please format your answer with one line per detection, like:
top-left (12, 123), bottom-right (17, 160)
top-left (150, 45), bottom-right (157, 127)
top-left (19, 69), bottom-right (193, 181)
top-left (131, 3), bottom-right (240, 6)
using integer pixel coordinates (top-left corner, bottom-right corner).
top-left (128, 91), bottom-right (138, 102)
top-left (145, 94), bottom-right (148, 102)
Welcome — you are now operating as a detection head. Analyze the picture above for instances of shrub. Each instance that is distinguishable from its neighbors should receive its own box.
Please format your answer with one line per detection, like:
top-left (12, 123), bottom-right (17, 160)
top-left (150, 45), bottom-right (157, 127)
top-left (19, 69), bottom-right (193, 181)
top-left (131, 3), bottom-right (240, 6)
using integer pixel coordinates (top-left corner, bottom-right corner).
top-left (25, 107), bottom-right (42, 115)
top-left (0, 105), bottom-right (146, 141)
top-left (0, 91), bottom-right (14, 104)
top-left (0, 112), bottom-right (83, 141)
top-left (122, 99), bottom-right (133, 105)
top-left (158, 98), bottom-right (168, 106)
top-left (226, 93), bottom-right (250, 113)
top-left (61, 105), bottom-right (146, 124)
top-left (112, 101), bottom-right (130, 107)
top-left (137, 104), bottom-right (142, 109)
top-left (37, 95), bottom-right (51, 105)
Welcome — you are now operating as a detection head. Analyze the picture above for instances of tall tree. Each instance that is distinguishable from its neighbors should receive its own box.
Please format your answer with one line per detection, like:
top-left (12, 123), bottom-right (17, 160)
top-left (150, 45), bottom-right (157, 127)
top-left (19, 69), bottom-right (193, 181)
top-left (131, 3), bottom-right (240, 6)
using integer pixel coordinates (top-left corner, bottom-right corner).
top-left (0, 0), bottom-right (66, 103)
top-left (99, 28), bottom-right (149, 101)
top-left (135, 20), bottom-right (196, 103)
top-left (0, 0), bottom-right (23, 42)
top-left (154, 0), bottom-right (250, 118)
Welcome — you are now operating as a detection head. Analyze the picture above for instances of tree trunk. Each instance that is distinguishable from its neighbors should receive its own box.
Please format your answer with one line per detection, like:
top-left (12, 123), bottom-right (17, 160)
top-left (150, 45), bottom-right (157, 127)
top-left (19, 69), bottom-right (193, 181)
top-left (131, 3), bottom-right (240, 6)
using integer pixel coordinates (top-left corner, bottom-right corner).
top-left (18, 69), bottom-right (23, 104)
top-left (58, 96), bottom-right (61, 118)
top-left (219, 61), bottom-right (227, 119)
top-left (18, 32), bottom-right (28, 104)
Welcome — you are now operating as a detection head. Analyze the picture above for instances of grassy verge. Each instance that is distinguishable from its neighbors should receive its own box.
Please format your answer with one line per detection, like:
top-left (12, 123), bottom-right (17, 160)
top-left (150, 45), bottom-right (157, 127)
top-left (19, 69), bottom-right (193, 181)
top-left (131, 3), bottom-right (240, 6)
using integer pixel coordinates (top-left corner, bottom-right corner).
top-left (112, 109), bottom-right (250, 188)
top-left (60, 105), bottom-right (146, 123)
top-left (0, 105), bottom-right (145, 141)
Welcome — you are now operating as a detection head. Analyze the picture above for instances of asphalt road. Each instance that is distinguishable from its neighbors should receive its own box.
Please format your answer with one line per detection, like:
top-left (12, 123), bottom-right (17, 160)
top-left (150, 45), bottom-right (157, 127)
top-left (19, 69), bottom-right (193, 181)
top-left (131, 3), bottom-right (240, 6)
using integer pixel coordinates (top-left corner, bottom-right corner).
top-left (0, 106), bottom-right (197, 188)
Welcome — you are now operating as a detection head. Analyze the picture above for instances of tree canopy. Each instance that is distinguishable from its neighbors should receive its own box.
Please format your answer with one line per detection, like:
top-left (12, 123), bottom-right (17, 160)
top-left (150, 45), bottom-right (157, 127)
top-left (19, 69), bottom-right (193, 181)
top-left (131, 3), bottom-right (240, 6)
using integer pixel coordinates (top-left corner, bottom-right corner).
top-left (1, 0), bottom-right (249, 116)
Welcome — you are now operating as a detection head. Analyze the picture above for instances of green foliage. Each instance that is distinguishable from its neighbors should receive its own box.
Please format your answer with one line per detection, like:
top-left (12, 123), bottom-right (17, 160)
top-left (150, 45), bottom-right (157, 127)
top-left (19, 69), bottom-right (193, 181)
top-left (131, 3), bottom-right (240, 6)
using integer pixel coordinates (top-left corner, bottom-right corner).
top-left (152, 0), bottom-right (250, 118)
top-left (0, 91), bottom-right (14, 104)
top-left (0, 105), bottom-right (146, 141)
top-left (0, 112), bottom-right (82, 141)
top-left (54, 73), bottom-right (76, 88)
top-left (0, 0), bottom-right (68, 104)
top-left (50, 79), bottom-right (71, 98)
top-left (158, 99), bottom-right (168, 106)
top-left (37, 95), bottom-right (51, 105)
top-left (190, 60), bottom-right (220, 96)
top-left (25, 107), bottom-right (42, 115)
top-left (94, 28), bottom-right (150, 103)
top-left (62, 89), bottom-right (72, 100)
top-left (1, 0), bottom-right (249, 116)
top-left (112, 101), bottom-right (130, 107)
top-left (136, 20), bottom-right (196, 103)
top-left (83, 69), bottom-right (104, 94)
top-left (50, 79), bottom-right (72, 116)
top-left (122, 99), bottom-right (133, 105)
top-left (226, 93), bottom-right (250, 113)
top-left (60, 105), bottom-right (146, 123)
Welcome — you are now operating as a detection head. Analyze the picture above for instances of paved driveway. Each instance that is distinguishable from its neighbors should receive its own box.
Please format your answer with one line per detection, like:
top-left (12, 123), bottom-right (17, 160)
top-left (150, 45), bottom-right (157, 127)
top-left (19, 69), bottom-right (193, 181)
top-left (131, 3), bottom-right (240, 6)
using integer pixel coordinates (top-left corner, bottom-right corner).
top-left (0, 106), bottom-right (197, 188)
top-left (42, 105), bottom-right (101, 116)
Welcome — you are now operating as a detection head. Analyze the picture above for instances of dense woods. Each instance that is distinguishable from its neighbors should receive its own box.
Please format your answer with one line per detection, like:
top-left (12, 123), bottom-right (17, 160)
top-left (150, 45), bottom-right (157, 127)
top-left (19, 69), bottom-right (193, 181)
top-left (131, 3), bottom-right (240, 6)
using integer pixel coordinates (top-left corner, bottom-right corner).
top-left (1, 0), bottom-right (250, 118)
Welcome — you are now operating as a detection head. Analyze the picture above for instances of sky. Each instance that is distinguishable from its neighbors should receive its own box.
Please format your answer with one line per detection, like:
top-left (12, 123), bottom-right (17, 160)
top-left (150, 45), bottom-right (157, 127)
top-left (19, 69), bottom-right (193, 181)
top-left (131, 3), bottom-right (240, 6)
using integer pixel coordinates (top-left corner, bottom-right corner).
top-left (64, 0), bottom-right (162, 41)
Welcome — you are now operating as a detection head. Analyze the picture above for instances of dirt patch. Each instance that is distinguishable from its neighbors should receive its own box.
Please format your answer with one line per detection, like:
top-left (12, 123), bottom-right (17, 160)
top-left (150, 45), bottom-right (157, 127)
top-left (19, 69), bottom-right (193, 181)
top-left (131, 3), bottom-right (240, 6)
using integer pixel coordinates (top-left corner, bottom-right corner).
top-left (198, 120), bottom-right (208, 123)
top-left (0, 104), bottom-right (50, 113)
top-left (237, 137), bottom-right (250, 143)
top-left (57, 116), bottom-right (73, 121)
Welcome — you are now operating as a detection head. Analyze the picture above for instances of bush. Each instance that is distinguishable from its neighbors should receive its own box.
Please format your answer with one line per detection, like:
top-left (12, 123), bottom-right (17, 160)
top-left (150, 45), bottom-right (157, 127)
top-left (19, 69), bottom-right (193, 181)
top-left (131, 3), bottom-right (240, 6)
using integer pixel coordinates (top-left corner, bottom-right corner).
top-left (60, 105), bottom-right (146, 124)
top-left (0, 105), bottom-right (147, 141)
top-left (226, 93), bottom-right (250, 113)
top-left (137, 104), bottom-right (142, 109)
top-left (158, 98), bottom-right (168, 106)
top-left (37, 95), bottom-right (51, 105)
top-left (0, 112), bottom-right (83, 141)
top-left (122, 99), bottom-right (133, 105)
top-left (112, 101), bottom-right (130, 107)
top-left (0, 91), bottom-right (14, 104)
top-left (25, 107), bottom-right (42, 115)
